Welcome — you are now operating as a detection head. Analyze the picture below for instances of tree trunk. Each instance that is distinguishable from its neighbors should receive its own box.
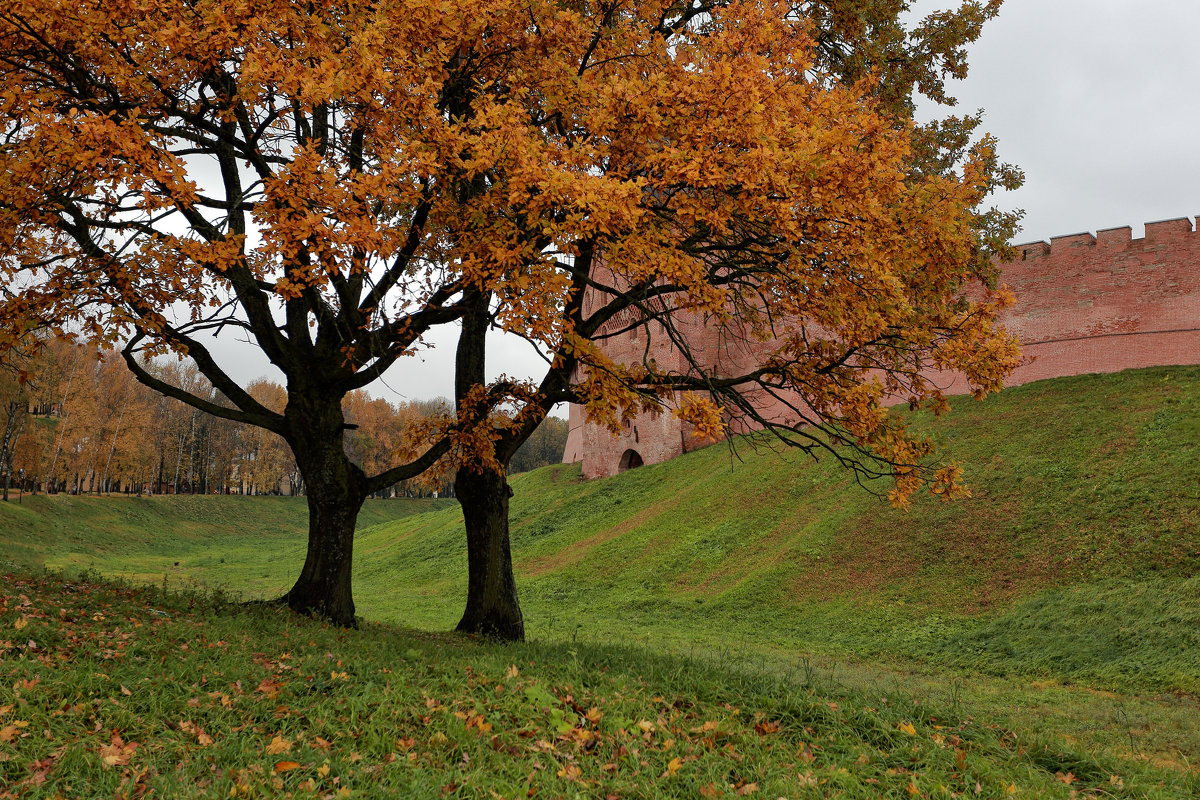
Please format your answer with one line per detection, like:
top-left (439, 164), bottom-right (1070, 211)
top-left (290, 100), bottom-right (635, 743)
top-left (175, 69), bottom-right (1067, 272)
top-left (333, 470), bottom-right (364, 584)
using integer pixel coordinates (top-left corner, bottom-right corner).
top-left (279, 396), bottom-right (367, 628)
top-left (452, 287), bottom-right (526, 642)
top-left (454, 464), bottom-right (524, 640)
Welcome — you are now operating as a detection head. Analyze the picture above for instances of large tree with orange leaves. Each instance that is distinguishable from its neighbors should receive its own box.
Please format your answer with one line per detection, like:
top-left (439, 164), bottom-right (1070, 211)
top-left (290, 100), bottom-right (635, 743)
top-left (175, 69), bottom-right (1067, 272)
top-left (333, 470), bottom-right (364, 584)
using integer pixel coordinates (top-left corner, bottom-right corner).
top-left (0, 0), bottom-right (1020, 636)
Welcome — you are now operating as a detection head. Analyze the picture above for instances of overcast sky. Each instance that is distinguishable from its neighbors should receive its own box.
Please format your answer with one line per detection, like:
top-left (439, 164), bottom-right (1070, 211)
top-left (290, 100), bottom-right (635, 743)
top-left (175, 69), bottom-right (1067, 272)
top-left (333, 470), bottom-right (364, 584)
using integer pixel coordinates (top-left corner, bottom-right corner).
top-left (913, 0), bottom-right (1200, 244)
top-left (211, 0), bottom-right (1200, 405)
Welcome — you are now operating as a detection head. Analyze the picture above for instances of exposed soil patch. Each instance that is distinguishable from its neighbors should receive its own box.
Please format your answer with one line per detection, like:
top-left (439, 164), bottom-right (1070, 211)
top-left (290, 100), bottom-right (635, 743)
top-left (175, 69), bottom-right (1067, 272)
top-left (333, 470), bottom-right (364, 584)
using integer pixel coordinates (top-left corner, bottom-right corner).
top-left (785, 501), bottom-right (1069, 613)
top-left (519, 500), bottom-right (677, 577)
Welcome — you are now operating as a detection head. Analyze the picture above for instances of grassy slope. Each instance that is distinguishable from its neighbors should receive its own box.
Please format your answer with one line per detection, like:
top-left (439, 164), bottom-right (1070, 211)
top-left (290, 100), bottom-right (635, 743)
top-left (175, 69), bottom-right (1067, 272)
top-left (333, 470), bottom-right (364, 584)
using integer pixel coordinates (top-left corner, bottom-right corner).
top-left (2, 368), bottom-right (1197, 695)
top-left (0, 493), bottom-right (451, 588)
top-left (2, 570), bottom-right (1194, 799)
top-left (2, 367), bottom-right (1199, 781)
top-left (346, 367), bottom-right (1200, 696)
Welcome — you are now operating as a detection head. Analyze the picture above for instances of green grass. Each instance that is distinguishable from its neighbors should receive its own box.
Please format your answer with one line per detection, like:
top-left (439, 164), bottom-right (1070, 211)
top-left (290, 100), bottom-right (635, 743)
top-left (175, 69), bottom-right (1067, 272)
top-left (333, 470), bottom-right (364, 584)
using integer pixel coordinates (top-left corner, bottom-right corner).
top-left (0, 492), bottom-right (451, 591)
top-left (3, 367), bottom-right (1200, 789)
top-left (3, 570), bottom-right (1195, 798)
top-left (344, 366), bottom-right (1200, 697)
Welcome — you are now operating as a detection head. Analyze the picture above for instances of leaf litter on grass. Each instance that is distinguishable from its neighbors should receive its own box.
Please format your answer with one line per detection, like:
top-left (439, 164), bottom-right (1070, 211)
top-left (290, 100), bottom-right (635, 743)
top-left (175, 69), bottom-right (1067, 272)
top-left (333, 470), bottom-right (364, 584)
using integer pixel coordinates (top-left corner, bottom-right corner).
top-left (2, 570), bottom-right (1196, 798)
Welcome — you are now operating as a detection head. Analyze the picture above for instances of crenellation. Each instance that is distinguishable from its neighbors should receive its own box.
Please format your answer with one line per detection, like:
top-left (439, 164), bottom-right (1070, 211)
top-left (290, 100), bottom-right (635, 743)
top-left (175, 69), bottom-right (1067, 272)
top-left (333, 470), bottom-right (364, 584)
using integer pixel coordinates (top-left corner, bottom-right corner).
top-left (1018, 241), bottom-right (1050, 260)
top-left (1050, 232), bottom-right (1097, 251)
top-left (1143, 217), bottom-right (1193, 240)
top-left (1096, 226), bottom-right (1132, 248)
top-left (565, 214), bottom-right (1200, 478)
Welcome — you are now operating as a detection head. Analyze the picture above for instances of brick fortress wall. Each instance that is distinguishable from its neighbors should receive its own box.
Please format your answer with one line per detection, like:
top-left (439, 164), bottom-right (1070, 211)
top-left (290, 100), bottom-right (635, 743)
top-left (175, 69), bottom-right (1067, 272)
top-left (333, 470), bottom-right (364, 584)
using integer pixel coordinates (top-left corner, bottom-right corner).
top-left (562, 216), bottom-right (1200, 478)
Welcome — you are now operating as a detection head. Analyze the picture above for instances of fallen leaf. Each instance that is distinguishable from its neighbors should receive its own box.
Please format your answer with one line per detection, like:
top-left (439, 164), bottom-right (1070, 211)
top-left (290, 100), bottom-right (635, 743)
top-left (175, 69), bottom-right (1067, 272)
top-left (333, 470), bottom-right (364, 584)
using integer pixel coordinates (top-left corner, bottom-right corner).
top-left (505, 665), bottom-right (519, 678)
top-left (666, 756), bottom-right (683, 775)
top-left (0, 722), bottom-right (28, 743)
top-left (13, 617), bottom-right (27, 631)
top-left (274, 760), bottom-right (301, 773)
top-left (99, 733), bottom-right (137, 767)
top-left (736, 782), bottom-right (759, 796)
top-left (266, 735), bottom-right (292, 755)
top-left (898, 721), bottom-right (917, 736)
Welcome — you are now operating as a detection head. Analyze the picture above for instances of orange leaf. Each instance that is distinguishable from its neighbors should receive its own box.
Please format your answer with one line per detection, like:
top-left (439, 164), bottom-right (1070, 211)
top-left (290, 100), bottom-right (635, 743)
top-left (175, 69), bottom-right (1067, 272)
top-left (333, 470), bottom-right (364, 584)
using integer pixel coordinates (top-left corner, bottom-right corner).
top-left (98, 733), bottom-right (137, 767)
top-left (266, 735), bottom-right (292, 755)
top-left (274, 761), bottom-right (301, 773)
top-left (556, 764), bottom-right (582, 781)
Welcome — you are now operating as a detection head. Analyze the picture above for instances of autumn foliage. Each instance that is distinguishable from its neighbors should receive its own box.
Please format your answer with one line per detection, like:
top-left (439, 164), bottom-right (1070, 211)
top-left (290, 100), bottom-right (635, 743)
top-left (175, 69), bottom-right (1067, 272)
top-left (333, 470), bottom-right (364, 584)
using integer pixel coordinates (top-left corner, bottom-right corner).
top-left (0, 337), bottom-right (466, 498)
top-left (0, 0), bottom-right (1021, 633)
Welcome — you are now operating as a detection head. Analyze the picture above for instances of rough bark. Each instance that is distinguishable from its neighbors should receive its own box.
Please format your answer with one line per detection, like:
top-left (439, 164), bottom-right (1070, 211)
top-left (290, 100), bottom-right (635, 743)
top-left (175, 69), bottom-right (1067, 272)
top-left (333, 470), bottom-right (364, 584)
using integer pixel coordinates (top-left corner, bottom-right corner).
top-left (278, 393), bottom-right (367, 628)
top-left (454, 464), bottom-right (524, 640)
top-left (453, 288), bottom-right (525, 641)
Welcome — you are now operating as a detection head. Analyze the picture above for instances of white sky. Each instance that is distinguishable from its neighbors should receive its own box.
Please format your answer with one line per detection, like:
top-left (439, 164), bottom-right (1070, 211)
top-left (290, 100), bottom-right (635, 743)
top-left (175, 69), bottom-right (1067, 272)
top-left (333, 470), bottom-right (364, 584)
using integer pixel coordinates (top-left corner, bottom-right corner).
top-left (912, 0), bottom-right (1200, 244)
top-left (208, 0), bottom-right (1200, 406)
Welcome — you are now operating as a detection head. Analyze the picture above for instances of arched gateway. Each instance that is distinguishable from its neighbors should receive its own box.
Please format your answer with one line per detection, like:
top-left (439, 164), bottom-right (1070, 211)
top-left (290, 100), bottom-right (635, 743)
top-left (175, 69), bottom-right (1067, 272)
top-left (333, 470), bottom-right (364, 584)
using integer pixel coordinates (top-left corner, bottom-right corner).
top-left (617, 449), bottom-right (644, 473)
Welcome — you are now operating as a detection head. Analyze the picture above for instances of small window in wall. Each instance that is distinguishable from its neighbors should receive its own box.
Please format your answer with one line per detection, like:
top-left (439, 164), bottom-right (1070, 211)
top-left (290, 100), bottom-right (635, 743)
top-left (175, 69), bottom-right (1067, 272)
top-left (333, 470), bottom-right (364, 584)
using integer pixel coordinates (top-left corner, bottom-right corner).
top-left (617, 449), bottom-right (644, 473)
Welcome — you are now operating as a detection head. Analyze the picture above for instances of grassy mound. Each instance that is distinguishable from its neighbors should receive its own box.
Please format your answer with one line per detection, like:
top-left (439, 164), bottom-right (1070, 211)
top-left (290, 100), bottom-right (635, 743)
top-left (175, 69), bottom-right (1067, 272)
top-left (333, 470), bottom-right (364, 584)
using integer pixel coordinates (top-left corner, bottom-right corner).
top-left (351, 367), bottom-right (1200, 696)
top-left (2, 368), bottom-right (1198, 698)
top-left (2, 570), bottom-right (1193, 798)
top-left (2, 367), bottom-right (1199, 783)
top-left (0, 493), bottom-right (449, 586)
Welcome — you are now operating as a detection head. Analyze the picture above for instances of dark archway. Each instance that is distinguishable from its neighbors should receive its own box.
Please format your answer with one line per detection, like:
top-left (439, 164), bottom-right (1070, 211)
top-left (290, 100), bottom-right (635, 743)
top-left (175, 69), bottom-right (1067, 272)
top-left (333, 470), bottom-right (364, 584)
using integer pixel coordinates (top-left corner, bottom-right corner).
top-left (617, 449), bottom-right (644, 473)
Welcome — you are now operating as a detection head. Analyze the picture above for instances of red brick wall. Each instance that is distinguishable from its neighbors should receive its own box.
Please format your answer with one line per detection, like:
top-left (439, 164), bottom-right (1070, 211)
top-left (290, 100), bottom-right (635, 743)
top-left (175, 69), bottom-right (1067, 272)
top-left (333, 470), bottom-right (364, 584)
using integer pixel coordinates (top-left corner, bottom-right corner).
top-left (564, 216), bottom-right (1200, 478)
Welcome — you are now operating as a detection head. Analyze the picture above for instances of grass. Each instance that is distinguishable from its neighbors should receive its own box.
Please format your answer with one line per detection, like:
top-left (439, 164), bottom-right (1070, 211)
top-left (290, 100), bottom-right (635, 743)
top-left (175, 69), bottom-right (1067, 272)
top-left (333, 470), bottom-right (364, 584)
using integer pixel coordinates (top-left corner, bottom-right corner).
top-left (2, 366), bottom-right (1199, 792)
top-left (3, 569), bottom-right (1196, 798)
top-left (0, 493), bottom-right (451, 590)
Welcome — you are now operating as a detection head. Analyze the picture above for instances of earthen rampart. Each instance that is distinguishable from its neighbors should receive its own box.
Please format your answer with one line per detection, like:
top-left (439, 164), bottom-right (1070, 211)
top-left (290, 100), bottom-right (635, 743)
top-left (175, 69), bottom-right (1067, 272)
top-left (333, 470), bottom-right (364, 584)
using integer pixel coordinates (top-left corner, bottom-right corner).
top-left (563, 216), bottom-right (1200, 478)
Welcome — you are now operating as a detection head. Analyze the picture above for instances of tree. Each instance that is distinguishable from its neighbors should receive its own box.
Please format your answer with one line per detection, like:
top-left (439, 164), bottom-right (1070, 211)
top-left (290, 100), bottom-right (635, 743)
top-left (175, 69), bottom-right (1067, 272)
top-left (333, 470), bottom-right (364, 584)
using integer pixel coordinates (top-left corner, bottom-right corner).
top-left (509, 417), bottom-right (569, 475)
top-left (0, 0), bottom-right (1020, 637)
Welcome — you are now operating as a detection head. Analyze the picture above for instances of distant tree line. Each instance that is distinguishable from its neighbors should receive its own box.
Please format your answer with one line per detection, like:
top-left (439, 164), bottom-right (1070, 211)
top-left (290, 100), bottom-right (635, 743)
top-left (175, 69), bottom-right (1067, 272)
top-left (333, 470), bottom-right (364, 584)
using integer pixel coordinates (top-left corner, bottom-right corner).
top-left (0, 336), bottom-right (566, 500)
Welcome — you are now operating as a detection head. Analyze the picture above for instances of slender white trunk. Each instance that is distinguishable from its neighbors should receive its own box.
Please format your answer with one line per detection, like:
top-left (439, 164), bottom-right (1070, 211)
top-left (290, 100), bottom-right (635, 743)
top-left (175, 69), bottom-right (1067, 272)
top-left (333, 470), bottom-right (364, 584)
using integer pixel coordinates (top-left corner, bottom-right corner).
top-left (101, 402), bottom-right (127, 495)
top-left (46, 353), bottom-right (80, 493)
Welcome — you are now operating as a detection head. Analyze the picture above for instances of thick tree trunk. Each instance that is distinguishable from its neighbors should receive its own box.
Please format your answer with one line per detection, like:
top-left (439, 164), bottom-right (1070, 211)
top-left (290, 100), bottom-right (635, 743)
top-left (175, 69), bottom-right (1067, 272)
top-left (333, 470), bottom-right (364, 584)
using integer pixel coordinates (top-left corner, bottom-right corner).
top-left (451, 287), bottom-right (527, 641)
top-left (279, 396), bottom-right (367, 628)
top-left (454, 465), bottom-right (524, 641)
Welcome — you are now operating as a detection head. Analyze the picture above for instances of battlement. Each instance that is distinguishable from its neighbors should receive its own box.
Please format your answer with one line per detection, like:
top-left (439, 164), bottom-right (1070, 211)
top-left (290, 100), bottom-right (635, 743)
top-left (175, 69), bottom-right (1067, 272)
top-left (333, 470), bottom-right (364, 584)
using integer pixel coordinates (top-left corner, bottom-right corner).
top-left (1016, 216), bottom-right (1197, 260)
